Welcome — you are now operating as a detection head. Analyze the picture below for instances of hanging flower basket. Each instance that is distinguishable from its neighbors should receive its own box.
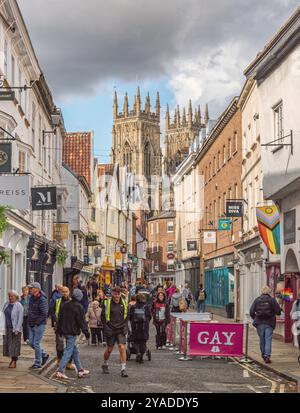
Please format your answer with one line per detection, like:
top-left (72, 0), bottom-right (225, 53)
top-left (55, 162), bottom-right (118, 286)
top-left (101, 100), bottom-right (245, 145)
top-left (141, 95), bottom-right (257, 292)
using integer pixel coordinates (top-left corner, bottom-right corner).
top-left (0, 207), bottom-right (9, 238)
top-left (56, 248), bottom-right (68, 267)
top-left (0, 250), bottom-right (10, 265)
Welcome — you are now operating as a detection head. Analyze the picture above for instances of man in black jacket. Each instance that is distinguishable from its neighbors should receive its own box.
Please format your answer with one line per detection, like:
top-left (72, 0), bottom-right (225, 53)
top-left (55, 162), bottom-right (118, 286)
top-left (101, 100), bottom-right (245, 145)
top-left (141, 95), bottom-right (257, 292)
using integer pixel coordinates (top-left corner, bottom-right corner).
top-left (250, 286), bottom-right (281, 364)
top-left (55, 289), bottom-right (90, 379)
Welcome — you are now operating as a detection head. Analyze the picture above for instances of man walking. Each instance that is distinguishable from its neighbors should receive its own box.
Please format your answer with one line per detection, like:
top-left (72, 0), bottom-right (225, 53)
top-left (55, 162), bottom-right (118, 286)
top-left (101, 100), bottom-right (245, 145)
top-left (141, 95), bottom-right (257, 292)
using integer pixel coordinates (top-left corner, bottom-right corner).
top-left (55, 288), bottom-right (90, 379)
top-left (101, 286), bottom-right (129, 377)
top-left (250, 286), bottom-right (281, 364)
top-left (195, 284), bottom-right (207, 313)
top-left (53, 286), bottom-right (75, 369)
top-left (27, 282), bottom-right (49, 369)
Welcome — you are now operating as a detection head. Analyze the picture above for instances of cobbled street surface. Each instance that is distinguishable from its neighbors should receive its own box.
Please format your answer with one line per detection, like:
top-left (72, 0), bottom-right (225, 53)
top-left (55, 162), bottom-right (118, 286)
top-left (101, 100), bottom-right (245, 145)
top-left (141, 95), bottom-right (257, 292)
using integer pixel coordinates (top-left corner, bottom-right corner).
top-left (43, 326), bottom-right (298, 394)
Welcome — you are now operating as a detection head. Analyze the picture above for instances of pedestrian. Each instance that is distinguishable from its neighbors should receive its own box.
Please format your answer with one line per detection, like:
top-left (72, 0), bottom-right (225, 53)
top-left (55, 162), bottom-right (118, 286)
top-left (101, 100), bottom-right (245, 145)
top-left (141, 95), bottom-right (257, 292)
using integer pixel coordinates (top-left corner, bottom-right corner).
top-left (27, 282), bottom-right (49, 370)
top-left (53, 286), bottom-right (75, 370)
top-left (152, 291), bottom-right (170, 349)
top-left (87, 301), bottom-right (104, 345)
top-left (91, 276), bottom-right (99, 301)
top-left (290, 290), bottom-right (300, 352)
top-left (71, 276), bottom-right (89, 314)
top-left (20, 286), bottom-right (30, 343)
top-left (195, 284), bottom-right (207, 313)
top-left (55, 288), bottom-right (90, 379)
top-left (101, 286), bottom-right (129, 377)
top-left (170, 288), bottom-right (184, 312)
top-left (2, 291), bottom-right (23, 368)
top-left (250, 286), bottom-right (282, 364)
top-left (129, 293), bottom-right (151, 363)
top-left (166, 282), bottom-right (176, 303)
top-left (182, 283), bottom-right (193, 309)
top-left (49, 284), bottom-right (63, 328)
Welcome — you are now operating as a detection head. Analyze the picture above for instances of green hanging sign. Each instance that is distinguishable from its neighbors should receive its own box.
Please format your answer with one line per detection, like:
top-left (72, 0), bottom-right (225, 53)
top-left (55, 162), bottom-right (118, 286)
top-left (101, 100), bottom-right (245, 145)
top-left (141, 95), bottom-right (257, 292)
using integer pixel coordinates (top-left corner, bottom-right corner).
top-left (218, 219), bottom-right (231, 231)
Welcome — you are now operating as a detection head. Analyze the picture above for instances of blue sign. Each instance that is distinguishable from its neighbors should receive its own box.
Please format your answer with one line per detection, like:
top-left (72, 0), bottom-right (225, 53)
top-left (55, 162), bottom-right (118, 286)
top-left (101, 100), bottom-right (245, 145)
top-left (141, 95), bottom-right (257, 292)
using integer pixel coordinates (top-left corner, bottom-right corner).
top-left (218, 219), bottom-right (231, 231)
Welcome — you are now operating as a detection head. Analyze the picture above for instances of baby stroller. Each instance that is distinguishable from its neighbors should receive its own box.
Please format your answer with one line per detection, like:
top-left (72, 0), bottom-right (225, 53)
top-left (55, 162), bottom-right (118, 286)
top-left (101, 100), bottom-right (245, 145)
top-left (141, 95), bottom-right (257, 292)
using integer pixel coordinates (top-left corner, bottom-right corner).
top-left (126, 332), bottom-right (151, 361)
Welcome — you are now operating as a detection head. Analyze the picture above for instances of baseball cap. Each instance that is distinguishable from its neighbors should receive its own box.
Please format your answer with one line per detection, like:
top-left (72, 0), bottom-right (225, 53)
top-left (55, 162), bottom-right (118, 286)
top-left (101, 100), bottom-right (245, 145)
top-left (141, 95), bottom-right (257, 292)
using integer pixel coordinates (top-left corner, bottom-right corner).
top-left (28, 282), bottom-right (41, 290)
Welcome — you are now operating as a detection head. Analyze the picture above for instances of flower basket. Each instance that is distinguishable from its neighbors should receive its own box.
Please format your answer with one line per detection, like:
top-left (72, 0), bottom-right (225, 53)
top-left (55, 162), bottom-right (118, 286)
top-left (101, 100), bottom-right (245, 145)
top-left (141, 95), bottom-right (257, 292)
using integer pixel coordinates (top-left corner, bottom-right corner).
top-left (0, 250), bottom-right (10, 265)
top-left (56, 248), bottom-right (68, 267)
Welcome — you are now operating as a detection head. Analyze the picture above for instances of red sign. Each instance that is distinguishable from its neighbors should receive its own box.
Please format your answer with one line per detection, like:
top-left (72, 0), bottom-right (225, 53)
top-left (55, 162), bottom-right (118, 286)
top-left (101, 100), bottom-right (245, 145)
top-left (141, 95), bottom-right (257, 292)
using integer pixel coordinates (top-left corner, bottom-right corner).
top-left (188, 322), bottom-right (244, 357)
top-left (179, 319), bottom-right (187, 353)
top-left (167, 252), bottom-right (175, 259)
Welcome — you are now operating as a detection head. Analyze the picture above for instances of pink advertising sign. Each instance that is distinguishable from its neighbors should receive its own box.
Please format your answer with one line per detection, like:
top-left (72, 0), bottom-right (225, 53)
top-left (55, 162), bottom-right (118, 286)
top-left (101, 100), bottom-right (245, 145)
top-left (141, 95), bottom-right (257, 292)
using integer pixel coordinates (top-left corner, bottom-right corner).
top-left (188, 322), bottom-right (244, 357)
top-left (166, 316), bottom-right (176, 343)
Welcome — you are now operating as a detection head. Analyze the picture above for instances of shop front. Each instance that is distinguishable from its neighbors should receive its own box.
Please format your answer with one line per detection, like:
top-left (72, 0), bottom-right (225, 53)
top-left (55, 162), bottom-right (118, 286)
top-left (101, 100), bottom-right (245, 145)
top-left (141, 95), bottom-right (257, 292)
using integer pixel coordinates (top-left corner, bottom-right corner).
top-left (26, 234), bottom-right (57, 303)
top-left (100, 259), bottom-right (115, 287)
top-left (204, 254), bottom-right (235, 318)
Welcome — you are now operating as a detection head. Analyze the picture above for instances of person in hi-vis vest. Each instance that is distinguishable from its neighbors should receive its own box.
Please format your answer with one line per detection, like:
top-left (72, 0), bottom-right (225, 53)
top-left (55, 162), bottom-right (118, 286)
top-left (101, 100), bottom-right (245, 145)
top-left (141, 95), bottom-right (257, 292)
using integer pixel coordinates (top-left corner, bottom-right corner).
top-left (101, 286), bottom-right (129, 377)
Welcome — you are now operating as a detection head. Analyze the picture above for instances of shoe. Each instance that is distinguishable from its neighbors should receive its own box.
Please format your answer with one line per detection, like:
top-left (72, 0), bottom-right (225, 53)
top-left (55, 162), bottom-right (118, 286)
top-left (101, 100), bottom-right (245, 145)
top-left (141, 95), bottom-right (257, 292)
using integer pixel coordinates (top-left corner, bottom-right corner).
top-left (42, 354), bottom-right (49, 366)
top-left (102, 342), bottom-right (107, 347)
top-left (121, 369), bottom-right (128, 377)
top-left (9, 361), bottom-right (16, 368)
top-left (66, 363), bottom-right (76, 370)
top-left (136, 354), bottom-right (141, 363)
top-left (29, 364), bottom-right (42, 370)
top-left (264, 357), bottom-right (272, 364)
top-left (102, 364), bottom-right (109, 374)
top-left (55, 371), bottom-right (69, 380)
top-left (78, 369), bottom-right (90, 378)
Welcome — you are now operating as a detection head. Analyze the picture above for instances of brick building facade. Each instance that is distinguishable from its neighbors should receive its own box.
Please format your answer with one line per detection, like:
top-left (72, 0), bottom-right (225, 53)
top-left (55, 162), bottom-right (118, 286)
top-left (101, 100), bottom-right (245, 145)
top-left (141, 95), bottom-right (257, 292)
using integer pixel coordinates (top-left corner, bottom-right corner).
top-left (195, 97), bottom-right (242, 317)
top-left (145, 211), bottom-right (176, 286)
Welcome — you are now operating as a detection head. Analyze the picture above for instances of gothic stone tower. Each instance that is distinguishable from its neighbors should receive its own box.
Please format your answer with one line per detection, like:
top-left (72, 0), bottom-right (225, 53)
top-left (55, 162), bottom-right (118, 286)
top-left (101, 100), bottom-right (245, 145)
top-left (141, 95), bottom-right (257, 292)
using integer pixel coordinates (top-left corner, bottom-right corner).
top-left (112, 87), bottom-right (161, 179)
top-left (164, 100), bottom-right (209, 176)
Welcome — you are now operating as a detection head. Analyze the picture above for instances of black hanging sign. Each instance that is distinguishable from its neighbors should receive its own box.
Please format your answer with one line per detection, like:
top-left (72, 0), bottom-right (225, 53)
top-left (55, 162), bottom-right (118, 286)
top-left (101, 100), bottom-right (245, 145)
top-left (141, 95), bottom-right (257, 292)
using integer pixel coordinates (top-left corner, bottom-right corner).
top-left (0, 143), bottom-right (11, 173)
top-left (31, 187), bottom-right (57, 210)
top-left (226, 201), bottom-right (243, 217)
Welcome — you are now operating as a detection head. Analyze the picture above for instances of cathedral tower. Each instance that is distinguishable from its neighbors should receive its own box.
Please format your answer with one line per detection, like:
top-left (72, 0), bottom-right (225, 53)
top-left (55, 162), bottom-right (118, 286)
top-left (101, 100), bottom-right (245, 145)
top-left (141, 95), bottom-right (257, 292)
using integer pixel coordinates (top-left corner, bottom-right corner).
top-left (111, 88), bottom-right (161, 178)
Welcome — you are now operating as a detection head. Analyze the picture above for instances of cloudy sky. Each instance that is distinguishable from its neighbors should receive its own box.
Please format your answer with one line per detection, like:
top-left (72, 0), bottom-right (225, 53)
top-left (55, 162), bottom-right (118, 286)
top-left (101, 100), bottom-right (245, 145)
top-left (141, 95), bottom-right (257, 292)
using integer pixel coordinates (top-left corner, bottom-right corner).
top-left (18, 0), bottom-right (300, 161)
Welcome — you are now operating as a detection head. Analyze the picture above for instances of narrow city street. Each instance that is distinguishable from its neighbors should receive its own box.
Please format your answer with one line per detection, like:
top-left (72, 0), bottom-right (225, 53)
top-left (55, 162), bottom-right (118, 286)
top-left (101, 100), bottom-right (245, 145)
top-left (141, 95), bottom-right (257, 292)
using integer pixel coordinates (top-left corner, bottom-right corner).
top-left (41, 326), bottom-right (297, 394)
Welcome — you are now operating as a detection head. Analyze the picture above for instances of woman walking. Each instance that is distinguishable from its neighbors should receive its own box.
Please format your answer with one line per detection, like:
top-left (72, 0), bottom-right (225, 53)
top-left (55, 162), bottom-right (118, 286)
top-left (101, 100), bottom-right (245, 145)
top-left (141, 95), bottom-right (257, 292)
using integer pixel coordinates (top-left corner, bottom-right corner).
top-left (87, 301), bottom-right (104, 345)
top-left (2, 291), bottom-right (24, 368)
top-left (20, 286), bottom-right (30, 343)
top-left (152, 291), bottom-right (170, 349)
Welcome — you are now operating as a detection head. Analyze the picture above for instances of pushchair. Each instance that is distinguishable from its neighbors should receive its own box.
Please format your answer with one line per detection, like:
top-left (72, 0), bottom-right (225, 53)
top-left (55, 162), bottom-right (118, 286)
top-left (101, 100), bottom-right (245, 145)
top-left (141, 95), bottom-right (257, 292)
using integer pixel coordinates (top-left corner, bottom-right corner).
top-left (126, 332), bottom-right (151, 361)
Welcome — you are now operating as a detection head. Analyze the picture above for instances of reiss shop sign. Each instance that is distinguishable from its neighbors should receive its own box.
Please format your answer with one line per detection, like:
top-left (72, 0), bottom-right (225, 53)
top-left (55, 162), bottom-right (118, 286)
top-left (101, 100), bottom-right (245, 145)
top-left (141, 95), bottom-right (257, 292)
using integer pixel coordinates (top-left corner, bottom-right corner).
top-left (189, 323), bottom-right (244, 357)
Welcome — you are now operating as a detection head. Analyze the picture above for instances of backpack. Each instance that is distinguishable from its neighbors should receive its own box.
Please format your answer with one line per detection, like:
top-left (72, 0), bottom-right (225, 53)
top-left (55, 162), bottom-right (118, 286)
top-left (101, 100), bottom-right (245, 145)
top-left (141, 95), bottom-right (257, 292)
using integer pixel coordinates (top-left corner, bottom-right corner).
top-left (198, 290), bottom-right (205, 301)
top-left (255, 296), bottom-right (273, 319)
top-left (133, 306), bottom-right (146, 323)
top-left (179, 297), bottom-right (186, 312)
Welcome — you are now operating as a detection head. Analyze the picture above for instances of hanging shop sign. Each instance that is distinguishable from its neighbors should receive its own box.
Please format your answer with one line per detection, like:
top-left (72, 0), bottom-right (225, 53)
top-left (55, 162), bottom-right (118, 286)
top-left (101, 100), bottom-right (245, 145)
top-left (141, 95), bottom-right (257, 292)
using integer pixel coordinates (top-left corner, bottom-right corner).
top-left (0, 90), bottom-right (15, 101)
top-left (203, 231), bottom-right (216, 244)
top-left (226, 201), bottom-right (243, 217)
top-left (187, 241), bottom-right (198, 251)
top-left (256, 205), bottom-right (280, 255)
top-left (52, 222), bottom-right (69, 241)
top-left (0, 175), bottom-right (30, 210)
top-left (115, 251), bottom-right (122, 266)
top-left (85, 234), bottom-right (99, 246)
top-left (218, 219), bottom-right (231, 231)
top-left (0, 143), bottom-right (12, 173)
top-left (31, 187), bottom-right (57, 210)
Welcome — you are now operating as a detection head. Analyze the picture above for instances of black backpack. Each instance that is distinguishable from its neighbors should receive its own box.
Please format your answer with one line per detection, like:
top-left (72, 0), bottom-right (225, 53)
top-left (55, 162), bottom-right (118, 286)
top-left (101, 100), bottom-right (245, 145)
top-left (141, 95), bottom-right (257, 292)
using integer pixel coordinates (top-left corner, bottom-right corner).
top-left (133, 306), bottom-right (146, 324)
top-left (255, 296), bottom-right (273, 319)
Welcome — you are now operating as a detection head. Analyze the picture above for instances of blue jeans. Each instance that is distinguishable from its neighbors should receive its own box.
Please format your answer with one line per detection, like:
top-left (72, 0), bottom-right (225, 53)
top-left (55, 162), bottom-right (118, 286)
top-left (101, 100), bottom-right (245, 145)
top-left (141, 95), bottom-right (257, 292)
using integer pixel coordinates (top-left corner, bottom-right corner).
top-left (257, 324), bottom-right (273, 358)
top-left (197, 301), bottom-right (206, 313)
top-left (29, 324), bottom-right (48, 367)
top-left (58, 335), bottom-right (82, 373)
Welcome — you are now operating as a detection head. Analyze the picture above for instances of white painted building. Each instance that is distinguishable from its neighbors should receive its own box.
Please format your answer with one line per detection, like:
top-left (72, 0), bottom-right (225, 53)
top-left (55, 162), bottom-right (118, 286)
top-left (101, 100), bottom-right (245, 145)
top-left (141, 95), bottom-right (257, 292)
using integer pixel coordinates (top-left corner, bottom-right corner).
top-left (62, 164), bottom-right (91, 286)
top-left (244, 7), bottom-right (300, 343)
top-left (0, 0), bottom-right (66, 305)
top-left (173, 140), bottom-right (203, 294)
